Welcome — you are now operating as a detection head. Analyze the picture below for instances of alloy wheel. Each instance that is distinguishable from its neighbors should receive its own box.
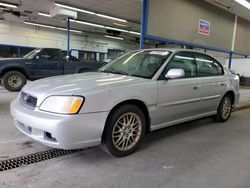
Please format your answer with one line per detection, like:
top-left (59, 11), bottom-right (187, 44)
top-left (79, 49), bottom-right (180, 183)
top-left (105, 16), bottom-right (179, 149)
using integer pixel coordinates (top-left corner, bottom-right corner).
top-left (221, 96), bottom-right (232, 119)
top-left (112, 112), bottom-right (142, 151)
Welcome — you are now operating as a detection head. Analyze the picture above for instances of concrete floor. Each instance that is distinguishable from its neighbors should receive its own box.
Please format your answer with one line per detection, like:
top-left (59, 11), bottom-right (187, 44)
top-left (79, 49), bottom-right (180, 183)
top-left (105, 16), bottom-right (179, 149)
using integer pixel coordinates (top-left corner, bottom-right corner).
top-left (1, 87), bottom-right (250, 188)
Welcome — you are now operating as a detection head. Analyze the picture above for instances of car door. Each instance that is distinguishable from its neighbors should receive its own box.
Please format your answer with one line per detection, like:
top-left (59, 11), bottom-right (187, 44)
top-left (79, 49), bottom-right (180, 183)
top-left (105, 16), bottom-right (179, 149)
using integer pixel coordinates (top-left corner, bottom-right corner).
top-left (153, 51), bottom-right (202, 130)
top-left (32, 49), bottom-right (64, 79)
top-left (194, 53), bottom-right (226, 114)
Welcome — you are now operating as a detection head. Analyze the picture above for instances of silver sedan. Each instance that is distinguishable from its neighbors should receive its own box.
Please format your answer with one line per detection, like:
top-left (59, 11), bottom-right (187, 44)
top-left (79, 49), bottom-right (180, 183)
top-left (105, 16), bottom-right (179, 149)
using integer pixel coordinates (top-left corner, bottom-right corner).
top-left (11, 49), bottom-right (240, 157)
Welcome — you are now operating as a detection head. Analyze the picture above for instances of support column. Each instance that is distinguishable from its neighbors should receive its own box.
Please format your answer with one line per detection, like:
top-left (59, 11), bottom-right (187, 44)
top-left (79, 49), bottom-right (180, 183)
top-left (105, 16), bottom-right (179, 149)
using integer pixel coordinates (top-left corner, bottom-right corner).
top-left (140, 0), bottom-right (147, 49)
top-left (228, 52), bottom-right (232, 69)
top-left (67, 18), bottom-right (70, 61)
top-left (231, 15), bottom-right (238, 52)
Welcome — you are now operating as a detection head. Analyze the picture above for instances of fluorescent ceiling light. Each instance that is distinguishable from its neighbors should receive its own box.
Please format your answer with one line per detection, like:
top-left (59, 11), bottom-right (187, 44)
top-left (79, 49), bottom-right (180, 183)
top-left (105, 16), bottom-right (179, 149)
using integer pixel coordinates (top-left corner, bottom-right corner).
top-left (234, 0), bottom-right (250, 9)
top-left (113, 23), bottom-right (127, 27)
top-left (105, 26), bottom-right (128, 33)
top-left (0, 1), bottom-right (18, 8)
top-left (38, 12), bottom-right (51, 17)
top-left (54, 2), bottom-right (127, 22)
top-left (24, 21), bottom-right (82, 33)
top-left (71, 19), bottom-right (105, 28)
top-left (56, 27), bottom-right (82, 33)
top-left (96, 14), bottom-right (127, 22)
top-left (54, 2), bottom-right (95, 14)
top-left (129, 31), bottom-right (140, 35)
top-left (24, 21), bottom-right (56, 29)
top-left (71, 19), bottom-right (141, 36)
top-left (105, 35), bottom-right (124, 40)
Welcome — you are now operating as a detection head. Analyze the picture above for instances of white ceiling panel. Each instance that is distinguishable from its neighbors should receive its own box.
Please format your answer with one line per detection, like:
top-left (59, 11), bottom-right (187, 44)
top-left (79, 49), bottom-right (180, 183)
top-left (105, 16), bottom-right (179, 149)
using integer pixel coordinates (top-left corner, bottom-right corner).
top-left (0, 0), bottom-right (141, 38)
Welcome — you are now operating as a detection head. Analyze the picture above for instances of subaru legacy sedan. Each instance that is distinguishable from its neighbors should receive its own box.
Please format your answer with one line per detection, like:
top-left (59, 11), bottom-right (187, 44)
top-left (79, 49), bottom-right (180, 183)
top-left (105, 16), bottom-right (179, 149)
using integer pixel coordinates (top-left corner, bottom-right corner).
top-left (11, 49), bottom-right (240, 157)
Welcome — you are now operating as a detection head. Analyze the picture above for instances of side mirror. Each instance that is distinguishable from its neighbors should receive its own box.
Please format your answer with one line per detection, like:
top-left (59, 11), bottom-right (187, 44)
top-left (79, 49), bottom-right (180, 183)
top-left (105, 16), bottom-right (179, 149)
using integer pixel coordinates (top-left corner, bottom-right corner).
top-left (165, 68), bottom-right (185, 79)
top-left (35, 56), bottom-right (39, 60)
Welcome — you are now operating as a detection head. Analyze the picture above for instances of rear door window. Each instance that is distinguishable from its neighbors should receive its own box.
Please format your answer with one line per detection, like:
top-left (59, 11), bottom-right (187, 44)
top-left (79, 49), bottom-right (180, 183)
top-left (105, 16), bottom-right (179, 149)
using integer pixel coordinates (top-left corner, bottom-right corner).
top-left (194, 53), bottom-right (223, 77)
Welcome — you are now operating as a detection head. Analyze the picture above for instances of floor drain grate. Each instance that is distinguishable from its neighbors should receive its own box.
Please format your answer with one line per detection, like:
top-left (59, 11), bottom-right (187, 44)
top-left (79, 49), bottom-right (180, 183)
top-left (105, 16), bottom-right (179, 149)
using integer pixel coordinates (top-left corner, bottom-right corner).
top-left (0, 148), bottom-right (82, 172)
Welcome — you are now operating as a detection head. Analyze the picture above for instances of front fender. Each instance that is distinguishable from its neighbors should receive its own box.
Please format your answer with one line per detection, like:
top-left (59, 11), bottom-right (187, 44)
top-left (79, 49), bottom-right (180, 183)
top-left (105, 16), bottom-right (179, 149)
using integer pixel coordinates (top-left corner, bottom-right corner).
top-left (0, 64), bottom-right (30, 78)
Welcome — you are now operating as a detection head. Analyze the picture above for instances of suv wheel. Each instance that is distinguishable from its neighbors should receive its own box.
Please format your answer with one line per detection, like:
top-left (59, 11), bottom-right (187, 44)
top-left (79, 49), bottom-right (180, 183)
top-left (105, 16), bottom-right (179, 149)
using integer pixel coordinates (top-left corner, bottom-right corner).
top-left (215, 94), bottom-right (233, 122)
top-left (102, 104), bottom-right (146, 157)
top-left (2, 71), bottom-right (27, 91)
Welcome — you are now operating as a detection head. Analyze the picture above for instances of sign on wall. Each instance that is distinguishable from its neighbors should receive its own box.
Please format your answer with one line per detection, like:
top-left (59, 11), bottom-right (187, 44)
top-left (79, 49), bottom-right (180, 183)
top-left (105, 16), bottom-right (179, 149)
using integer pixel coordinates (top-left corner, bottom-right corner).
top-left (198, 19), bottom-right (210, 36)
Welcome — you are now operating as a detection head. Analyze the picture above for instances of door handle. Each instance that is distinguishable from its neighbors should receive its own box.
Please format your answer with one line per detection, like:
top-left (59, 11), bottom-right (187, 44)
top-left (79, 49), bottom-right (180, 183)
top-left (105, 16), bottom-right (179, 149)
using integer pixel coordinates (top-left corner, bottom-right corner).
top-left (193, 86), bottom-right (200, 90)
top-left (220, 83), bottom-right (226, 86)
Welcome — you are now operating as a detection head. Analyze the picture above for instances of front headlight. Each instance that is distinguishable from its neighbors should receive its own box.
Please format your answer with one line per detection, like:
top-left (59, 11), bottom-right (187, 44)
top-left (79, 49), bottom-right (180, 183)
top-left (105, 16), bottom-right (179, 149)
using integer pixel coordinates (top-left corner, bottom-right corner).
top-left (39, 96), bottom-right (84, 114)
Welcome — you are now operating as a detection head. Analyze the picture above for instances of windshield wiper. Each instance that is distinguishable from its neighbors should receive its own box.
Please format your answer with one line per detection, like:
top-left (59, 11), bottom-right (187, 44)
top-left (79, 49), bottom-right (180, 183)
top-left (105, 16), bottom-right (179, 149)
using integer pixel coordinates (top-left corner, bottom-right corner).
top-left (102, 70), bottom-right (128, 76)
top-left (129, 73), bottom-right (148, 79)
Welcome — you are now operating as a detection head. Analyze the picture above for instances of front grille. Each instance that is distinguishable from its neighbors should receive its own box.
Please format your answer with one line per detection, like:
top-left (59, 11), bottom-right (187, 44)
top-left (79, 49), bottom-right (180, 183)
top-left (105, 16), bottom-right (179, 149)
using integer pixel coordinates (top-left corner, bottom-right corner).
top-left (19, 92), bottom-right (37, 109)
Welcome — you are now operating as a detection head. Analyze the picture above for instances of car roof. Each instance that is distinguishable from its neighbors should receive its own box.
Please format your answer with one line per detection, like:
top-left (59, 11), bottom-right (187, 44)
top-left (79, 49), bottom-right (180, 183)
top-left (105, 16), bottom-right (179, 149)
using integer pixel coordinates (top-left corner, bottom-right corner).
top-left (128, 48), bottom-right (222, 64)
top-left (139, 48), bottom-right (206, 54)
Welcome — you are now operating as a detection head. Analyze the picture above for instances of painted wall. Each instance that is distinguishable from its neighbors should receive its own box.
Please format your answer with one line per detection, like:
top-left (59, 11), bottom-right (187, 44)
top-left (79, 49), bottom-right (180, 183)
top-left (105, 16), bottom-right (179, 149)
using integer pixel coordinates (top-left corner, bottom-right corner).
top-left (234, 17), bottom-right (250, 54)
top-left (147, 0), bottom-right (235, 51)
top-left (0, 20), bottom-right (231, 65)
top-left (0, 21), bottom-right (139, 53)
top-left (225, 58), bottom-right (250, 77)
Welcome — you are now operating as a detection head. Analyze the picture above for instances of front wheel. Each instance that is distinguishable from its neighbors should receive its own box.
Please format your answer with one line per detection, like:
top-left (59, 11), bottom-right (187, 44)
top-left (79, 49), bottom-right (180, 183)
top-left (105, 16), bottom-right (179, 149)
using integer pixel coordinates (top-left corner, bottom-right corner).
top-left (215, 94), bottom-right (233, 122)
top-left (2, 71), bottom-right (27, 91)
top-left (102, 105), bottom-right (146, 157)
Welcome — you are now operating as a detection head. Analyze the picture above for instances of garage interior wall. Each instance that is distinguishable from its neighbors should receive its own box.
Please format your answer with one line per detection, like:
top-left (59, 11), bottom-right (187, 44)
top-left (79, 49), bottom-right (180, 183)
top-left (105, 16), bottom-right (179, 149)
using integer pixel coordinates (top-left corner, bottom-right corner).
top-left (234, 17), bottom-right (250, 54)
top-left (0, 21), bottom-right (138, 54)
top-left (147, 0), bottom-right (235, 51)
top-left (225, 58), bottom-right (250, 77)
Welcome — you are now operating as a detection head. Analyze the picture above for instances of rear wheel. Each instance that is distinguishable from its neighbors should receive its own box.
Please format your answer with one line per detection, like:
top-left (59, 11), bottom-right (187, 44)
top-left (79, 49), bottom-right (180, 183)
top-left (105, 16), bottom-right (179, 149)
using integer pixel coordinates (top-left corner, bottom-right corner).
top-left (102, 104), bottom-right (146, 157)
top-left (2, 71), bottom-right (27, 91)
top-left (215, 94), bottom-right (233, 122)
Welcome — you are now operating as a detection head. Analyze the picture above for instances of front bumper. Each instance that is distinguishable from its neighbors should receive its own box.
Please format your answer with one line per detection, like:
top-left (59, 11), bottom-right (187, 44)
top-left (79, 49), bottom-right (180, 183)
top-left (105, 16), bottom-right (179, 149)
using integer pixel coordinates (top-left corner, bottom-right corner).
top-left (10, 99), bottom-right (109, 149)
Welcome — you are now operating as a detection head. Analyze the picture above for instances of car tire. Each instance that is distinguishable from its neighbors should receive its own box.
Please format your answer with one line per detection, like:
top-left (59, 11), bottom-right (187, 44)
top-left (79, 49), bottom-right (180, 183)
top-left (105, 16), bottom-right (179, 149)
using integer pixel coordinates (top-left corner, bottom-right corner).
top-left (214, 94), bottom-right (233, 122)
top-left (2, 71), bottom-right (27, 92)
top-left (102, 104), bottom-right (146, 157)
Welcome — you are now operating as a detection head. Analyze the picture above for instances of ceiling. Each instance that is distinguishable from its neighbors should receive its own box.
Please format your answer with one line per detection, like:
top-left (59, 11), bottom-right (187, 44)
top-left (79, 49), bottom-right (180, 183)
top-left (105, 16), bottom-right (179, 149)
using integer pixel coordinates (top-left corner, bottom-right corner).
top-left (205, 0), bottom-right (250, 21)
top-left (1, 0), bottom-right (250, 40)
top-left (0, 0), bottom-right (141, 39)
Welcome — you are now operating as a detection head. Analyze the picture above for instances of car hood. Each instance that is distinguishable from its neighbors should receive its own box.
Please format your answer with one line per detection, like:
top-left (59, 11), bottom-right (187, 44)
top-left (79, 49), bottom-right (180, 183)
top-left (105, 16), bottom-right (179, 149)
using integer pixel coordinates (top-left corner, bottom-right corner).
top-left (0, 58), bottom-right (26, 63)
top-left (22, 72), bottom-right (146, 103)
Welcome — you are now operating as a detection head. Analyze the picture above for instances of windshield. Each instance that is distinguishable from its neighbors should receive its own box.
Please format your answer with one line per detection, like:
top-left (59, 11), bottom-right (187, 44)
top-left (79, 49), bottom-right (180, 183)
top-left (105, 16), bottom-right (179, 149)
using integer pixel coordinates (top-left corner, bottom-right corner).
top-left (100, 50), bottom-right (171, 79)
top-left (23, 49), bottom-right (41, 59)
